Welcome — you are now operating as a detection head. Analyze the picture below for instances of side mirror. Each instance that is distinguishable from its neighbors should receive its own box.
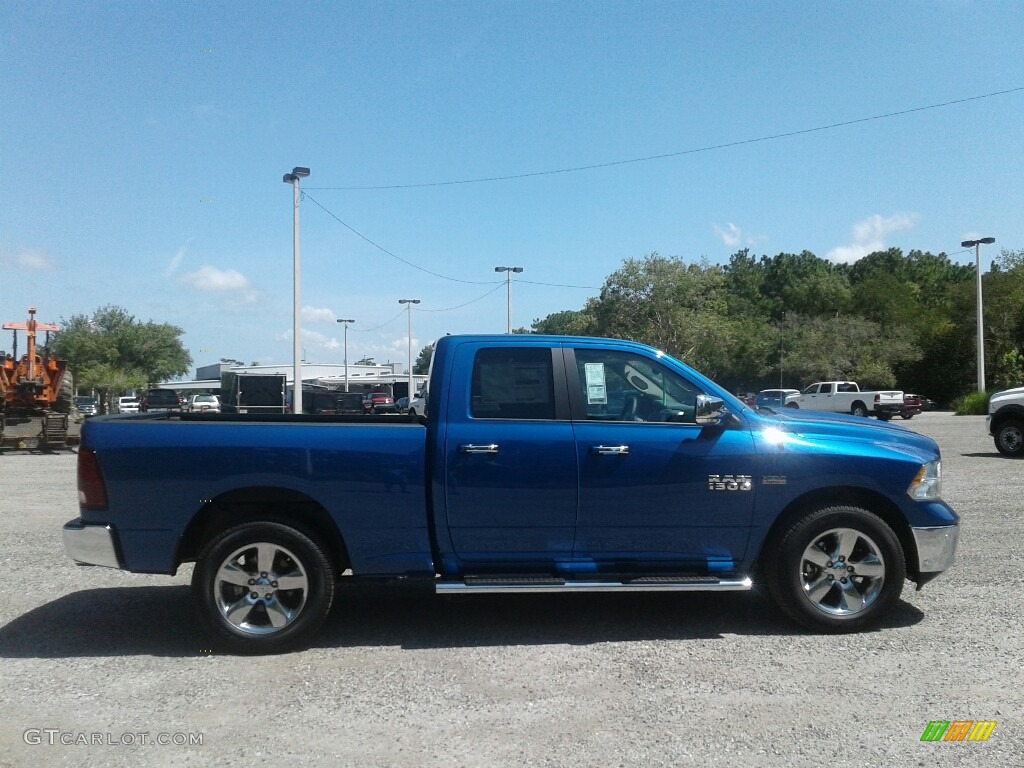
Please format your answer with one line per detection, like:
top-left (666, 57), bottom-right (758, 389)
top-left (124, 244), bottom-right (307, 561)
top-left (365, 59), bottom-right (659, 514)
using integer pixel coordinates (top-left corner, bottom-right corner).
top-left (695, 394), bottom-right (728, 426)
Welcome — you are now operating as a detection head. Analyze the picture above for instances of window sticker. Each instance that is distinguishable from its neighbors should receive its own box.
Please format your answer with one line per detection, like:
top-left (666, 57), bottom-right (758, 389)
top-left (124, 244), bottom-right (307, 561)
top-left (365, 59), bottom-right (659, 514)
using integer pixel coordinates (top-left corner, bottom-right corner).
top-left (584, 362), bottom-right (607, 405)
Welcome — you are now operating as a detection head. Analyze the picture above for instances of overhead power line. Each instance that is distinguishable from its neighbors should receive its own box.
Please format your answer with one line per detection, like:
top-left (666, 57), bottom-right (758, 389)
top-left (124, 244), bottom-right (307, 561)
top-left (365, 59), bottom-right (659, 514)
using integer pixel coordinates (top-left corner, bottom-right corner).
top-left (416, 283), bottom-right (506, 312)
top-left (304, 192), bottom-right (599, 291)
top-left (303, 193), bottom-right (501, 285)
top-left (350, 309), bottom-right (405, 332)
top-left (307, 87), bottom-right (1024, 191)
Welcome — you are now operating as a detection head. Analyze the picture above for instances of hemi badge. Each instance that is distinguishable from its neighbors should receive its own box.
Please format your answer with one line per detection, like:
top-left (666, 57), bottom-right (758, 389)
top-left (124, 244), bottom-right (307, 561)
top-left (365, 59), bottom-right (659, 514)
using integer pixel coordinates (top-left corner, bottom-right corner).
top-left (762, 476), bottom-right (787, 486)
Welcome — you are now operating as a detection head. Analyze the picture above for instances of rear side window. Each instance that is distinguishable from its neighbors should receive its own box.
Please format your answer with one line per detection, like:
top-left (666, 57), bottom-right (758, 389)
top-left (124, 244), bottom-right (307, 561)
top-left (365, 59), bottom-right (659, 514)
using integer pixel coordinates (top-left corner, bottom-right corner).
top-left (470, 348), bottom-right (555, 420)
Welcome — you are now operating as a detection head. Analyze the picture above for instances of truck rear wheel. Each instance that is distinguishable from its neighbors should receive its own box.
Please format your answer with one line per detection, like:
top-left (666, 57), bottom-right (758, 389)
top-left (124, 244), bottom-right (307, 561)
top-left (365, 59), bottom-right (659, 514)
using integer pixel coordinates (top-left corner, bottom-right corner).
top-left (876, 412), bottom-right (892, 421)
top-left (994, 419), bottom-right (1024, 457)
top-left (193, 521), bottom-right (335, 654)
top-left (763, 506), bottom-right (905, 632)
top-left (851, 403), bottom-right (868, 417)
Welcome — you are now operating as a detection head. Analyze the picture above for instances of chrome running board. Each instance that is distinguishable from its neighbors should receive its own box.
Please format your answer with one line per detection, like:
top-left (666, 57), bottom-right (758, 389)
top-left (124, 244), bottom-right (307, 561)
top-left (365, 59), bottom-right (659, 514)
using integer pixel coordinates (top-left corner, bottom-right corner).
top-left (436, 575), bottom-right (752, 594)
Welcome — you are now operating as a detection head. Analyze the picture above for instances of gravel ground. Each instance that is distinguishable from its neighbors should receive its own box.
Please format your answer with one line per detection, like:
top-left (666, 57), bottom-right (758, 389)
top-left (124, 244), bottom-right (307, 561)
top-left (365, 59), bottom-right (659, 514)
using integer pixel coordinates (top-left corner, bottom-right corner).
top-left (0, 412), bottom-right (1021, 767)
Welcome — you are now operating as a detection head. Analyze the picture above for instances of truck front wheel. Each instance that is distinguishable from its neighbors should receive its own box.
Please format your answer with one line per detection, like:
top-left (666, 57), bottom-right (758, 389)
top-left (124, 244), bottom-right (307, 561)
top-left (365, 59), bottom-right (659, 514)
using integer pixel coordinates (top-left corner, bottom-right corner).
top-left (763, 506), bottom-right (905, 632)
top-left (994, 419), bottom-right (1024, 457)
top-left (193, 521), bottom-right (335, 654)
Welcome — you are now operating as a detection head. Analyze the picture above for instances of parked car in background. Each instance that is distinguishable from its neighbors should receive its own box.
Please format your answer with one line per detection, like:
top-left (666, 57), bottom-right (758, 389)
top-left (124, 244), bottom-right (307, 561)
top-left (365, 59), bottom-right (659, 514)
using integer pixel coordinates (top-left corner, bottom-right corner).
top-left (408, 389), bottom-right (427, 418)
top-left (140, 388), bottom-right (182, 413)
top-left (793, 381), bottom-right (903, 420)
top-left (900, 394), bottom-right (922, 420)
top-left (116, 396), bottom-right (139, 414)
top-left (908, 394), bottom-right (937, 411)
top-left (987, 385), bottom-right (1024, 456)
top-left (186, 394), bottom-right (221, 414)
top-left (754, 389), bottom-right (800, 409)
top-left (363, 390), bottom-right (395, 414)
top-left (73, 396), bottom-right (98, 417)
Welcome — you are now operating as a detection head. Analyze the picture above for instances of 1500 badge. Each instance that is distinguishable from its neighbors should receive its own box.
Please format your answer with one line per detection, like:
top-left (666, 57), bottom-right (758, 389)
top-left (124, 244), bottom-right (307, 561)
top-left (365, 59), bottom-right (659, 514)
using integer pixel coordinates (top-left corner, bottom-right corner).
top-left (707, 474), bottom-right (753, 491)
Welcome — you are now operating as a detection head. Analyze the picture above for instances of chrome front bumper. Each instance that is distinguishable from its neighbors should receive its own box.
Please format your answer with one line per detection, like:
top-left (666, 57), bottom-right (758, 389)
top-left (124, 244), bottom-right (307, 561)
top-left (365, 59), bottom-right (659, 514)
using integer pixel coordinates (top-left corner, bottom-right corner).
top-left (912, 524), bottom-right (959, 575)
top-left (62, 519), bottom-right (121, 569)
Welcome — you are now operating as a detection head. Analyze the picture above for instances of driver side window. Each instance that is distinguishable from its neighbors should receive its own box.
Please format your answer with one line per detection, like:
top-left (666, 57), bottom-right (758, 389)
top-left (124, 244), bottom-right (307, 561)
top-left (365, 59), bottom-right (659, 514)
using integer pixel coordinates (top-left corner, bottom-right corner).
top-left (574, 348), bottom-right (700, 424)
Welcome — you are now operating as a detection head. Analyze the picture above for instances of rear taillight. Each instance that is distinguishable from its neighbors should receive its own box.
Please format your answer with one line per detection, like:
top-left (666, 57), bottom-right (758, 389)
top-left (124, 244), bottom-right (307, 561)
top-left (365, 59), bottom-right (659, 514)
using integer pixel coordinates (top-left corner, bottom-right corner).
top-left (78, 448), bottom-right (108, 509)
top-left (874, 394), bottom-right (880, 403)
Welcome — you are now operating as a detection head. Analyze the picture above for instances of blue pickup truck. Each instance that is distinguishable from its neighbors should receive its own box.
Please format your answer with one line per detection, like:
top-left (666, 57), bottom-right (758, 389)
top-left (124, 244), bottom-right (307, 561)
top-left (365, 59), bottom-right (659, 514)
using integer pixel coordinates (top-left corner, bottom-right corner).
top-left (63, 334), bottom-right (959, 653)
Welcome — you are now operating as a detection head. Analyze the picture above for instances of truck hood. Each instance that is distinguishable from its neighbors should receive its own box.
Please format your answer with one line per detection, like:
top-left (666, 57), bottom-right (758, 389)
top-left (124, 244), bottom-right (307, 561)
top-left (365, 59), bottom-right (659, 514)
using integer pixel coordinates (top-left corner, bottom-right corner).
top-left (990, 386), bottom-right (1024, 408)
top-left (748, 406), bottom-right (939, 461)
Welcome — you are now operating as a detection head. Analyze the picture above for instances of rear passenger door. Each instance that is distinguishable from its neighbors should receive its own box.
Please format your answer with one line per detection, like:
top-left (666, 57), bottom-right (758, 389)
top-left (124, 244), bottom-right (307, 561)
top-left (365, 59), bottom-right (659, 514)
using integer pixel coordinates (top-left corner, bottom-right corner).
top-left (440, 343), bottom-right (578, 569)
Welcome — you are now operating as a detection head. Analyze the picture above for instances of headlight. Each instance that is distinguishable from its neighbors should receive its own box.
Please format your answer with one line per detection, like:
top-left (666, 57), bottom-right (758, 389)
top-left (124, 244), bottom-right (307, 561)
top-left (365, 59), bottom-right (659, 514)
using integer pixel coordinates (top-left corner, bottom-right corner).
top-left (907, 460), bottom-right (942, 501)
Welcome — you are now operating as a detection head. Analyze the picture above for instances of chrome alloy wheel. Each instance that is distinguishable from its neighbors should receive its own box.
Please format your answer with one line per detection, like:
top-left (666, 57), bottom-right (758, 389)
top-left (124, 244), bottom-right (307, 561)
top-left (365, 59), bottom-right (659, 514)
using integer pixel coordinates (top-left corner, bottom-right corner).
top-left (214, 542), bottom-right (310, 635)
top-left (798, 527), bottom-right (886, 617)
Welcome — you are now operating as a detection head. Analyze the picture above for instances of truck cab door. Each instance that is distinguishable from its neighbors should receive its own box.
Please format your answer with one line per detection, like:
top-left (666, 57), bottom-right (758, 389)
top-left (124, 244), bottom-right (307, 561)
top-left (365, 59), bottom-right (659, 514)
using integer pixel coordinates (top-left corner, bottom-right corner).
top-left (566, 346), bottom-right (756, 574)
top-left (438, 343), bottom-right (578, 571)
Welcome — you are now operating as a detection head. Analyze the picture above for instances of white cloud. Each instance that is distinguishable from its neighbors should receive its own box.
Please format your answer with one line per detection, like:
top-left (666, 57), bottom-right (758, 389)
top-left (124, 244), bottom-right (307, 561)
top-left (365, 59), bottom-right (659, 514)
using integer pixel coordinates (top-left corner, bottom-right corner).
top-left (712, 223), bottom-right (766, 249)
top-left (390, 336), bottom-right (418, 353)
top-left (302, 306), bottom-right (336, 324)
top-left (4, 249), bottom-right (55, 270)
top-left (276, 328), bottom-right (341, 352)
top-left (826, 213), bottom-right (920, 264)
top-left (165, 238), bottom-right (193, 277)
top-left (714, 223), bottom-right (743, 248)
top-left (179, 265), bottom-right (258, 303)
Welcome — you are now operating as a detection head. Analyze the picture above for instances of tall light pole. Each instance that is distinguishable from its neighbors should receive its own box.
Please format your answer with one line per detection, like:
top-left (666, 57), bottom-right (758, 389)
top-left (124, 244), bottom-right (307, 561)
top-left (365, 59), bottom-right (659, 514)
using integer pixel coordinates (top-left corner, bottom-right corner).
top-left (961, 236), bottom-right (995, 392)
top-left (494, 266), bottom-right (524, 333)
top-left (336, 318), bottom-right (355, 391)
top-left (399, 299), bottom-right (420, 400)
top-left (283, 166), bottom-right (310, 413)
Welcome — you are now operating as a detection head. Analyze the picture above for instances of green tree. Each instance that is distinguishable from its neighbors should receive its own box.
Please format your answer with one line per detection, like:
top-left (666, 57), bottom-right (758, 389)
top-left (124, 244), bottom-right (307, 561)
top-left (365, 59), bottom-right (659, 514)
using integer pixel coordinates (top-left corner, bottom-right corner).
top-left (52, 305), bottom-right (191, 412)
top-left (530, 309), bottom-right (597, 336)
top-left (413, 343), bottom-right (434, 375)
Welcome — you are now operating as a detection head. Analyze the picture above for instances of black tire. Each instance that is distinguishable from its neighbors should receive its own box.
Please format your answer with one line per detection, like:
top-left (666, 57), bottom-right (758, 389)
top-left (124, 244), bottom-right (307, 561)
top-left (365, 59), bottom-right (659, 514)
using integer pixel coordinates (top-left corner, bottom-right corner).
top-left (407, 408), bottom-right (418, 421)
top-left (851, 402), bottom-right (868, 418)
top-left (994, 418), bottom-right (1024, 457)
top-left (762, 505), bottom-right (905, 633)
top-left (192, 521), bottom-right (335, 654)
top-left (786, 403), bottom-right (799, 409)
top-left (54, 372), bottom-right (74, 414)
top-left (899, 412), bottom-right (913, 420)
top-left (876, 412), bottom-right (892, 421)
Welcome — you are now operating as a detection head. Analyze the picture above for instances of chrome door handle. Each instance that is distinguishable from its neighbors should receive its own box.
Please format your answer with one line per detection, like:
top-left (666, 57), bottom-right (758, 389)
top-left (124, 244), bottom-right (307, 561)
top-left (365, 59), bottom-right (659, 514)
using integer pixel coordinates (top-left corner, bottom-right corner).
top-left (590, 445), bottom-right (630, 456)
top-left (459, 443), bottom-right (500, 454)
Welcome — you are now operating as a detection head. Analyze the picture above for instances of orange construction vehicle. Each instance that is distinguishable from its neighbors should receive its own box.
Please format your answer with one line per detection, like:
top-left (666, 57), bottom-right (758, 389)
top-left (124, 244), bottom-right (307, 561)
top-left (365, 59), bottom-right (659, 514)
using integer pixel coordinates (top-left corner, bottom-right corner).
top-left (1, 307), bottom-right (73, 450)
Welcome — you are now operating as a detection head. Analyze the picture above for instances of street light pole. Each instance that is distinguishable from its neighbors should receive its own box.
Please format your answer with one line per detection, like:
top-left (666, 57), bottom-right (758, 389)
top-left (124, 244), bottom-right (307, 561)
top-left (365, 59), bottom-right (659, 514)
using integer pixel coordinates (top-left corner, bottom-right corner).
top-left (336, 318), bottom-right (355, 391)
top-left (961, 236), bottom-right (995, 392)
top-left (283, 166), bottom-right (310, 413)
top-left (494, 266), bottom-right (524, 333)
top-left (399, 299), bottom-right (421, 400)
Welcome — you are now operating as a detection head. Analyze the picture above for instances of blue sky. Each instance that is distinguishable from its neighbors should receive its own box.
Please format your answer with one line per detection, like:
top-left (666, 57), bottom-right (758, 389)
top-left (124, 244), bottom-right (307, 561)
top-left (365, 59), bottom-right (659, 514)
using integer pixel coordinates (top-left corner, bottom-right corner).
top-left (3, 1), bottom-right (1022, 376)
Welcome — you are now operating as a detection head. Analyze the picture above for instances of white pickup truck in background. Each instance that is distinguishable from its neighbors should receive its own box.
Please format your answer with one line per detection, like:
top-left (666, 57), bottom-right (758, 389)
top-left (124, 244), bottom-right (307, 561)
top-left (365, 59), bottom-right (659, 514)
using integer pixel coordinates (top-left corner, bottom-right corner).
top-left (794, 381), bottom-right (904, 420)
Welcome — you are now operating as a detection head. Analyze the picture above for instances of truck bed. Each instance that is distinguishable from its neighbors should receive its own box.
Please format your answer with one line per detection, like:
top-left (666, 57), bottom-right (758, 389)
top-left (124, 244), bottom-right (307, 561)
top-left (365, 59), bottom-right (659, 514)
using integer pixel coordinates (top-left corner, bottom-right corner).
top-left (80, 413), bottom-right (431, 575)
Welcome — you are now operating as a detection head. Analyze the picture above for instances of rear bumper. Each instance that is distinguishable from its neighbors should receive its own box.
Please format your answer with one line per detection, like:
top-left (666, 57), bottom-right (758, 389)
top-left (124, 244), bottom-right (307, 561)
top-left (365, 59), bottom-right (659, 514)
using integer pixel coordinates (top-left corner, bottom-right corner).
top-left (62, 518), bottom-right (122, 569)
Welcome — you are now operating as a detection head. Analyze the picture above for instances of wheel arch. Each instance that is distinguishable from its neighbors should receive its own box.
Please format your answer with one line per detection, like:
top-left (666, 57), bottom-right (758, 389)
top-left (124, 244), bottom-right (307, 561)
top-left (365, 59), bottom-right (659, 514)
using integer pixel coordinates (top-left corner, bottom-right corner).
top-left (177, 486), bottom-right (351, 575)
top-left (756, 486), bottom-right (920, 581)
top-left (991, 404), bottom-right (1024, 431)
